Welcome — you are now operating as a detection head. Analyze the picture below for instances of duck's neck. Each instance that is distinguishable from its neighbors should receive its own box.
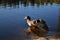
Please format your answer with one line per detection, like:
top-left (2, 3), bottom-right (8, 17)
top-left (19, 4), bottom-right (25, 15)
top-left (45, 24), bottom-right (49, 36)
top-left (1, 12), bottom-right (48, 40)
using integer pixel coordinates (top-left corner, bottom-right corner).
top-left (26, 19), bottom-right (31, 22)
top-left (26, 19), bottom-right (31, 26)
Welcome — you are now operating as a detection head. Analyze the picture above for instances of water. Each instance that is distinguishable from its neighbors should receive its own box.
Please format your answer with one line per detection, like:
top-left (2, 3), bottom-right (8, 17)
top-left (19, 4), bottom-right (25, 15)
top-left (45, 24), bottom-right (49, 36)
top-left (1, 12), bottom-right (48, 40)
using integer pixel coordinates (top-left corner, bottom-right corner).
top-left (0, 0), bottom-right (60, 40)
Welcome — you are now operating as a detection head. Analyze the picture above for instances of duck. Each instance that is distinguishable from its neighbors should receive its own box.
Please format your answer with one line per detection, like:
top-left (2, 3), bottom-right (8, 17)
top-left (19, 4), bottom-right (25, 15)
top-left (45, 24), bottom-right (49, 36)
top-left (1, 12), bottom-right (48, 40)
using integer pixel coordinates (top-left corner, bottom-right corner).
top-left (24, 16), bottom-right (37, 26)
top-left (24, 16), bottom-right (49, 36)
top-left (24, 16), bottom-right (46, 26)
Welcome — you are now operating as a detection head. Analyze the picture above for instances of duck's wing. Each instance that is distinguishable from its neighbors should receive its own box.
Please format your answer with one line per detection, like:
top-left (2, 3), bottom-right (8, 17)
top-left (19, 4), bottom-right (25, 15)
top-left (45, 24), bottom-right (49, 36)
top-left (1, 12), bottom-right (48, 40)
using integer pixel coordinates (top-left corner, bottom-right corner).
top-left (30, 26), bottom-right (48, 37)
top-left (36, 19), bottom-right (49, 31)
top-left (39, 19), bottom-right (46, 24)
top-left (42, 24), bottom-right (49, 31)
top-left (31, 20), bottom-right (37, 26)
top-left (37, 23), bottom-right (49, 31)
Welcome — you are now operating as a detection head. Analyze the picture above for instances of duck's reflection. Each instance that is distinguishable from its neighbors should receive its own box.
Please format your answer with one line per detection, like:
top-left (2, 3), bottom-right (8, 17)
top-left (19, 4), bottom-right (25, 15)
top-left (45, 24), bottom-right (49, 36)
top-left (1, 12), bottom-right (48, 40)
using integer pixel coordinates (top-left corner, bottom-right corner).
top-left (24, 24), bottom-right (49, 37)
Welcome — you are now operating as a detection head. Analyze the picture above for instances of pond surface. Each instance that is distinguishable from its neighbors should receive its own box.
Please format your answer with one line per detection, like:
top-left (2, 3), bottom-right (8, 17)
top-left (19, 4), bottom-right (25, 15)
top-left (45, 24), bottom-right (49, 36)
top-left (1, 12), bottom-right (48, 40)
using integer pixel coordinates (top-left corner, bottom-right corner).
top-left (0, 0), bottom-right (60, 40)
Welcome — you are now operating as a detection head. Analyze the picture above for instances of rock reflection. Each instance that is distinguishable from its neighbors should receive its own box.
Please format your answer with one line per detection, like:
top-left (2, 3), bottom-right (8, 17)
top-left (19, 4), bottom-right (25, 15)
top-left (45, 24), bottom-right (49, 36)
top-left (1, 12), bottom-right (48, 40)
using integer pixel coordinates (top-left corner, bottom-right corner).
top-left (0, 0), bottom-right (60, 8)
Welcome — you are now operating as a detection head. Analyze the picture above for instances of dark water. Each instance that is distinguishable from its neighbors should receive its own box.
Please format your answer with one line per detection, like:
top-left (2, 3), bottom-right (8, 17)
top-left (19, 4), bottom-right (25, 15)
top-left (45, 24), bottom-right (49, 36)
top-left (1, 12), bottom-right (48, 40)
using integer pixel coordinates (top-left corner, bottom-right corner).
top-left (0, 0), bottom-right (60, 40)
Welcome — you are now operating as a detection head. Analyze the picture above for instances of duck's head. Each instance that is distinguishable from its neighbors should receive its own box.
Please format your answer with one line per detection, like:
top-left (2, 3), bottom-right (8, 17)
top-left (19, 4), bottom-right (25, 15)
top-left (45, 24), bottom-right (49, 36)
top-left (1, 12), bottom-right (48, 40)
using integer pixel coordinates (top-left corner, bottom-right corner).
top-left (24, 16), bottom-right (31, 20)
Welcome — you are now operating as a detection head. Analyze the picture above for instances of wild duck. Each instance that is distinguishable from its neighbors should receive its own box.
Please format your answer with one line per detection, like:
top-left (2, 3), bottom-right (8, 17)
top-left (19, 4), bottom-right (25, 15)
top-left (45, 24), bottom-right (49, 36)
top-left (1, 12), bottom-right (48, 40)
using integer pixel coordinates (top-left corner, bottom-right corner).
top-left (24, 16), bottom-right (49, 36)
top-left (24, 16), bottom-right (37, 26)
top-left (24, 16), bottom-right (46, 27)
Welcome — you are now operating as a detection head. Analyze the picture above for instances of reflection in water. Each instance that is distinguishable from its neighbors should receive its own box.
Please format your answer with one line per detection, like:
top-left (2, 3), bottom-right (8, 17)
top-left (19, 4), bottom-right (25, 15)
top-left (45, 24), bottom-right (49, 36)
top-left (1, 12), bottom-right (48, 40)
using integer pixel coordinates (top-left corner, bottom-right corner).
top-left (0, 0), bottom-right (60, 8)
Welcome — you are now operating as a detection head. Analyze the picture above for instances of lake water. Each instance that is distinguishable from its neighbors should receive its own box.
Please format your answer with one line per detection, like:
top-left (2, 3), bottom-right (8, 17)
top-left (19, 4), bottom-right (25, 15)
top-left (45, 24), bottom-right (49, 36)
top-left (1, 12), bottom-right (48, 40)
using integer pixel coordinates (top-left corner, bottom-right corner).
top-left (0, 0), bottom-right (60, 40)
